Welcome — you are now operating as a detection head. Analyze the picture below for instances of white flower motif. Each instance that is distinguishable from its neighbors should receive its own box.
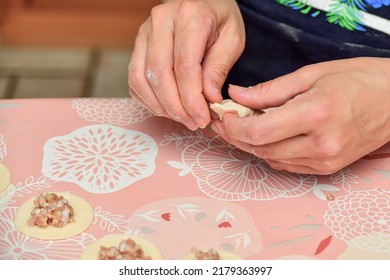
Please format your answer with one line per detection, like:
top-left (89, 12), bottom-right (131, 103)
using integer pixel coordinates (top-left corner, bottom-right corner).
top-left (42, 125), bottom-right (158, 193)
top-left (182, 137), bottom-right (316, 201)
top-left (72, 98), bottom-right (153, 125)
top-left (0, 207), bottom-right (96, 259)
top-left (324, 189), bottom-right (390, 253)
top-left (0, 134), bottom-right (7, 161)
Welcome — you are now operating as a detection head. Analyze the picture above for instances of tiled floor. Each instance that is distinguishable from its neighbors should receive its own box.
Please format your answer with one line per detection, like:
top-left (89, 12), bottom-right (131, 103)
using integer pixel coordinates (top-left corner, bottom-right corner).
top-left (0, 43), bottom-right (132, 99)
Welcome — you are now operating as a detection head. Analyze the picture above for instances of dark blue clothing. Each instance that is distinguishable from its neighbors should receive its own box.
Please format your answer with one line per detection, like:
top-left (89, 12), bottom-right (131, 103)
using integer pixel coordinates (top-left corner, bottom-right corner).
top-left (223, 0), bottom-right (390, 97)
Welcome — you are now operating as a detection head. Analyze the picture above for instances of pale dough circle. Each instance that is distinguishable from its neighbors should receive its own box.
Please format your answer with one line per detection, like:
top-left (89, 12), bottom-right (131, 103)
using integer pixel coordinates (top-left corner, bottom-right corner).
top-left (210, 99), bottom-right (263, 120)
top-left (80, 234), bottom-right (163, 260)
top-left (0, 162), bottom-right (11, 193)
top-left (14, 192), bottom-right (94, 240)
top-left (182, 250), bottom-right (241, 260)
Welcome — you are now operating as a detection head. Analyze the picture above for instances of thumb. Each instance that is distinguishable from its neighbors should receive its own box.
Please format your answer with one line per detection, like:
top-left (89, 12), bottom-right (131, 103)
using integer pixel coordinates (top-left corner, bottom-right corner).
top-left (201, 34), bottom-right (245, 103)
top-left (228, 68), bottom-right (315, 109)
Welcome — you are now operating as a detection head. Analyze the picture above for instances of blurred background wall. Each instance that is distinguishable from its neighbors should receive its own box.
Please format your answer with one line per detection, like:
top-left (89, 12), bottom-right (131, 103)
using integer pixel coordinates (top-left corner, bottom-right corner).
top-left (0, 0), bottom-right (160, 98)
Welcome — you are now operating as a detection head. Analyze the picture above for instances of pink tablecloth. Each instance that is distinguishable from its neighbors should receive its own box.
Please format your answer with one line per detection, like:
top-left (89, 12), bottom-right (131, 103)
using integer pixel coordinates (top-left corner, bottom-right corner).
top-left (0, 98), bottom-right (389, 260)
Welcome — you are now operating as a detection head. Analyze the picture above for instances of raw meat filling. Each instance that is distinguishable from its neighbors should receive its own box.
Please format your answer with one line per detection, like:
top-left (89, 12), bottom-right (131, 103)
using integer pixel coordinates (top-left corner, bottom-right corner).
top-left (28, 193), bottom-right (74, 227)
top-left (98, 238), bottom-right (152, 260)
top-left (192, 248), bottom-right (221, 260)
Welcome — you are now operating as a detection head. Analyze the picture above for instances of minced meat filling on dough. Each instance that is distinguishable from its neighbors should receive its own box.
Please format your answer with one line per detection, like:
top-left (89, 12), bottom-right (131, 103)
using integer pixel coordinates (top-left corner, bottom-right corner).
top-left (192, 248), bottom-right (221, 260)
top-left (99, 238), bottom-right (152, 260)
top-left (28, 193), bottom-right (74, 227)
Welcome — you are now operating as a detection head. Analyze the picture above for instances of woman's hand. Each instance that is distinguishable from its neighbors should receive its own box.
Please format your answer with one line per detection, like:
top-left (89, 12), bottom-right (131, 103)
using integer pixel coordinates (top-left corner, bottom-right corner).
top-left (128, 0), bottom-right (245, 130)
top-left (211, 57), bottom-right (390, 175)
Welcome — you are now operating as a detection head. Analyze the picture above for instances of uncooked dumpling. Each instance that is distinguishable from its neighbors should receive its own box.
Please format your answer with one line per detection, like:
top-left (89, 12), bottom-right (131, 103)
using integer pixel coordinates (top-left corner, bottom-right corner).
top-left (80, 234), bottom-right (163, 260)
top-left (14, 192), bottom-right (94, 240)
top-left (0, 162), bottom-right (11, 193)
top-left (182, 248), bottom-right (241, 260)
top-left (210, 99), bottom-right (263, 120)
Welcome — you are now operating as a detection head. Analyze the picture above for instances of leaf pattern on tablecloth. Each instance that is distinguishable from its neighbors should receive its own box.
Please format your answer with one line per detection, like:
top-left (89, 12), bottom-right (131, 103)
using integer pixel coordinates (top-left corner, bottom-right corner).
top-left (374, 169), bottom-right (390, 180)
top-left (312, 184), bottom-right (341, 201)
top-left (224, 231), bottom-right (251, 249)
top-left (12, 176), bottom-right (57, 198)
top-left (0, 176), bottom-right (56, 206)
top-left (93, 205), bottom-right (128, 233)
top-left (173, 203), bottom-right (202, 220)
top-left (216, 208), bottom-right (236, 223)
top-left (135, 210), bottom-right (163, 223)
top-left (160, 130), bottom-right (205, 150)
top-left (163, 132), bottom-right (317, 201)
top-left (324, 189), bottom-right (390, 253)
top-left (72, 98), bottom-right (153, 125)
top-left (42, 125), bottom-right (158, 194)
top-left (127, 197), bottom-right (263, 259)
top-left (0, 207), bottom-right (96, 260)
top-left (330, 167), bottom-right (359, 192)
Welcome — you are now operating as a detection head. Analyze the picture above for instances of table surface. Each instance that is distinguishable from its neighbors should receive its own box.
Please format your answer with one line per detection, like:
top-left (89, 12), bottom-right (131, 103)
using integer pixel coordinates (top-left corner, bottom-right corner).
top-left (0, 98), bottom-right (389, 260)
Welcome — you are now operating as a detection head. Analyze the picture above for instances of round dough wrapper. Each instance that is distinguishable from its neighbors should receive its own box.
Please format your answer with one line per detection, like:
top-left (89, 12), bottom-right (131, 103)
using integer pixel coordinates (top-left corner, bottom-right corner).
top-left (210, 99), bottom-right (263, 120)
top-left (14, 192), bottom-right (94, 240)
top-left (0, 162), bottom-right (11, 193)
top-left (182, 250), bottom-right (241, 260)
top-left (80, 234), bottom-right (163, 260)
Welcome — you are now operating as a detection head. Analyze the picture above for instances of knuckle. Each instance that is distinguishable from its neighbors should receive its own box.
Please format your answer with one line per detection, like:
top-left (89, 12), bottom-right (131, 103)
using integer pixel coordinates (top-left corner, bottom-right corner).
top-left (145, 64), bottom-right (164, 86)
top-left (209, 63), bottom-right (230, 85)
top-left (319, 160), bottom-right (343, 175)
top-left (265, 159), bottom-right (284, 171)
top-left (127, 71), bottom-right (142, 92)
top-left (295, 64), bottom-right (316, 80)
top-left (174, 56), bottom-right (195, 77)
top-left (316, 135), bottom-right (345, 157)
top-left (150, 4), bottom-right (165, 21)
top-left (245, 122), bottom-right (267, 145)
top-left (177, 0), bottom-right (209, 16)
top-left (254, 146), bottom-right (271, 159)
top-left (246, 128), bottom-right (261, 144)
top-left (310, 99), bottom-right (333, 124)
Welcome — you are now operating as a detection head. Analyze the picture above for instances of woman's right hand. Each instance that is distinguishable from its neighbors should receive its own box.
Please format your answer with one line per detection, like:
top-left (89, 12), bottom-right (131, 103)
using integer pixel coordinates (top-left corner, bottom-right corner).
top-left (128, 0), bottom-right (245, 130)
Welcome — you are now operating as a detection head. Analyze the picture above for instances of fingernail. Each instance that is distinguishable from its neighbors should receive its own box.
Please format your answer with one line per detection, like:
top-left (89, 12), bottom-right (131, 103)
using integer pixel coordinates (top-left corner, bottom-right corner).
top-left (211, 122), bottom-right (220, 134)
top-left (194, 117), bottom-right (207, 129)
top-left (211, 88), bottom-right (222, 101)
top-left (229, 84), bottom-right (248, 92)
top-left (184, 120), bottom-right (198, 131)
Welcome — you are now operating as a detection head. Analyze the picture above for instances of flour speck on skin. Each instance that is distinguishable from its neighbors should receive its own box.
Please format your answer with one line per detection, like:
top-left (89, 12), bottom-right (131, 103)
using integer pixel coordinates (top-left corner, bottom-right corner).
top-left (146, 68), bottom-right (159, 86)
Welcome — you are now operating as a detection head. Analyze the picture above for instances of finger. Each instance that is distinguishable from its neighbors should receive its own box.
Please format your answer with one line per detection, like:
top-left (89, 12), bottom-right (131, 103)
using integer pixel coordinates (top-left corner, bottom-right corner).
top-left (220, 91), bottom-right (320, 145)
top-left (145, 13), bottom-right (198, 130)
top-left (128, 21), bottom-right (167, 117)
top-left (173, 17), bottom-right (215, 129)
top-left (211, 120), bottom-right (328, 174)
top-left (211, 118), bottom-right (318, 159)
top-left (228, 61), bottom-right (341, 110)
top-left (264, 159), bottom-right (322, 175)
top-left (202, 21), bottom-right (245, 104)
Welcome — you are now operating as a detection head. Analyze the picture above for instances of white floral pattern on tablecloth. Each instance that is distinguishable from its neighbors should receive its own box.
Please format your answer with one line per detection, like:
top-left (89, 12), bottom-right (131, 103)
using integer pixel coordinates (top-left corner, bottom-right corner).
top-left (0, 134), bottom-right (6, 161)
top-left (126, 197), bottom-right (263, 259)
top-left (324, 189), bottom-right (390, 253)
top-left (163, 132), bottom-right (317, 201)
top-left (0, 207), bottom-right (96, 260)
top-left (72, 98), bottom-right (153, 125)
top-left (42, 124), bottom-right (158, 193)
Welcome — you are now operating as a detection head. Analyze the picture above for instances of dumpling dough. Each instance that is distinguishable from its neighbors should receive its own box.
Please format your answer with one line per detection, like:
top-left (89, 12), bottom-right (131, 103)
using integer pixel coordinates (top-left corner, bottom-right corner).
top-left (80, 234), bottom-right (163, 260)
top-left (210, 99), bottom-right (264, 120)
top-left (0, 162), bottom-right (11, 193)
top-left (14, 192), bottom-right (94, 240)
top-left (182, 249), bottom-right (241, 260)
